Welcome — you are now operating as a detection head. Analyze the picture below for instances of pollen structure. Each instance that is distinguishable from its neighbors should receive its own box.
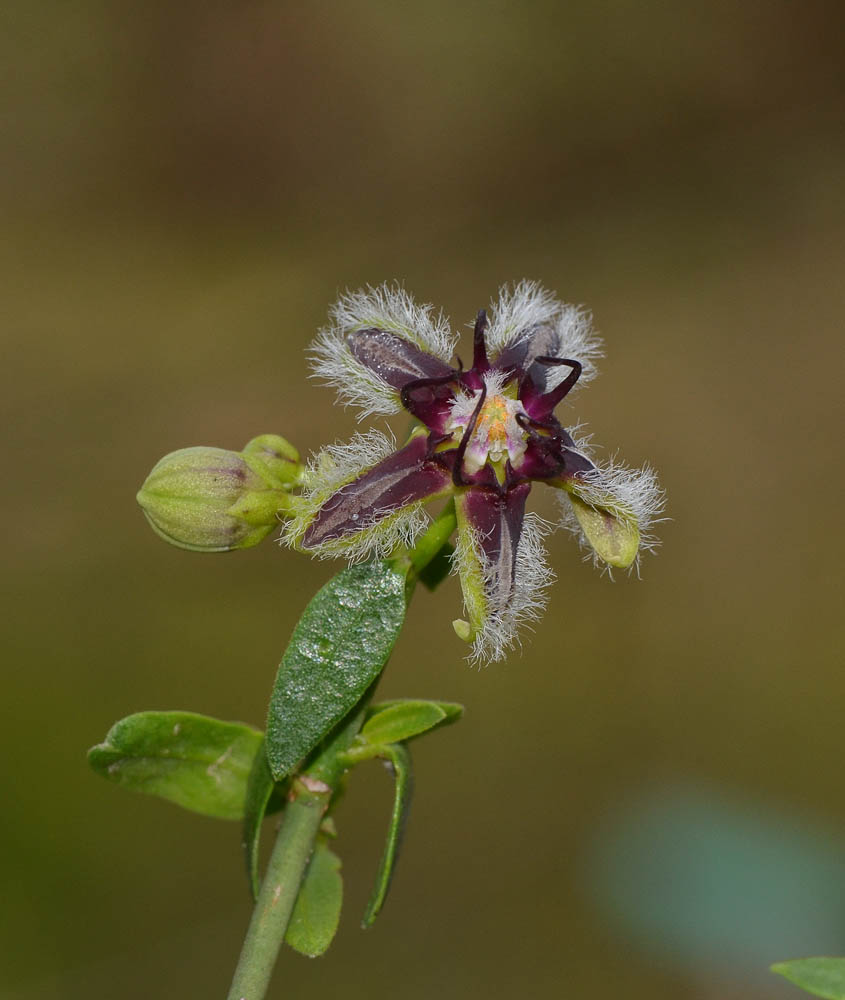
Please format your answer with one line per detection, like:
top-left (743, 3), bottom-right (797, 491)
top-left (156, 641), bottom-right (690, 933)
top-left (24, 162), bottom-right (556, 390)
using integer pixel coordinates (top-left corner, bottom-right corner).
top-left (447, 376), bottom-right (529, 476)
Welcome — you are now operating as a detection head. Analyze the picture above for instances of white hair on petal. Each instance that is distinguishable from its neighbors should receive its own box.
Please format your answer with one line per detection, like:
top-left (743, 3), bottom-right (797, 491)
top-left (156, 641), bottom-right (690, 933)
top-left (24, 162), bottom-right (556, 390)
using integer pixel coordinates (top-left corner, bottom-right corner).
top-left (453, 511), bottom-right (556, 666)
top-left (447, 385), bottom-right (477, 424)
top-left (308, 329), bottom-right (402, 419)
top-left (448, 370), bottom-right (511, 424)
top-left (309, 283), bottom-right (457, 420)
top-left (486, 280), bottom-right (604, 394)
top-left (481, 370), bottom-right (511, 396)
top-left (546, 303), bottom-right (603, 391)
top-left (557, 451), bottom-right (666, 575)
top-left (485, 280), bottom-right (560, 355)
top-left (333, 283), bottom-right (456, 359)
top-left (284, 429), bottom-right (430, 562)
top-left (566, 420), bottom-right (595, 453)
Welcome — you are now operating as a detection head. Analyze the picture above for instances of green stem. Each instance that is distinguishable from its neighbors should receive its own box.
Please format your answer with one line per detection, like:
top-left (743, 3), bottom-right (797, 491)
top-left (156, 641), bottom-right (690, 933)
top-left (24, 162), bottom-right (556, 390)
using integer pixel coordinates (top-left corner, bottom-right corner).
top-left (227, 697), bottom-right (370, 998)
top-left (390, 498), bottom-right (457, 584)
top-left (410, 498), bottom-right (456, 574)
top-left (226, 779), bottom-right (329, 1000)
top-left (227, 505), bottom-right (458, 997)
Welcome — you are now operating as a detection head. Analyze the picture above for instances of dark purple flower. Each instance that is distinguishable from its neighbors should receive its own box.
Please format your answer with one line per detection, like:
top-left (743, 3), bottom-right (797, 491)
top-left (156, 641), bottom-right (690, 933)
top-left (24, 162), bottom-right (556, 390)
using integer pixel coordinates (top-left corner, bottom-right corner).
top-left (288, 283), bottom-right (662, 663)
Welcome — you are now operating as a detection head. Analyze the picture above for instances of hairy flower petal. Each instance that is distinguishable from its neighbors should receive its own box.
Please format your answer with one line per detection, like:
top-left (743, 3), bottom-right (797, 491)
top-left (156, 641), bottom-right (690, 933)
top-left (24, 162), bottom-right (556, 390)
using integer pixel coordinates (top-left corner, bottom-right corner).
top-left (289, 432), bottom-right (453, 561)
top-left (347, 328), bottom-right (456, 390)
top-left (309, 284), bottom-right (458, 419)
top-left (488, 281), bottom-right (603, 393)
top-left (485, 280), bottom-right (560, 357)
top-left (557, 460), bottom-right (665, 570)
top-left (453, 484), bottom-right (554, 664)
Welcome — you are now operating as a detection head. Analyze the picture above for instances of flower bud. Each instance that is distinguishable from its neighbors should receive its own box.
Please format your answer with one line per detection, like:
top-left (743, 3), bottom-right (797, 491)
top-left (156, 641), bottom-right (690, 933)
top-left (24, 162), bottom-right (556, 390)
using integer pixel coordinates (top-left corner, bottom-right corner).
top-left (137, 446), bottom-right (294, 552)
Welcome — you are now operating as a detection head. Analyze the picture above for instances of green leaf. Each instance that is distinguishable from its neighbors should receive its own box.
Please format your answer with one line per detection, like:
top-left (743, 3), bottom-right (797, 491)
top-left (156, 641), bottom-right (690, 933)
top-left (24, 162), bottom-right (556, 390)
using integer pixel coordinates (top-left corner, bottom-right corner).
top-left (285, 838), bottom-right (343, 957)
top-left (772, 959), bottom-right (845, 999)
top-left (88, 711), bottom-right (262, 820)
top-left (243, 739), bottom-right (279, 899)
top-left (266, 562), bottom-right (406, 781)
top-left (361, 699), bottom-right (463, 746)
top-left (363, 743), bottom-right (413, 928)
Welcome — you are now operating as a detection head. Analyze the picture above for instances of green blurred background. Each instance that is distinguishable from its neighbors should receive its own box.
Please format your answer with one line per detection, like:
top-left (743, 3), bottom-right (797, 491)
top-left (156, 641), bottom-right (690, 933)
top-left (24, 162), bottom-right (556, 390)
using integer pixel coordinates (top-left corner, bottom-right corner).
top-left (4, 1), bottom-right (845, 997)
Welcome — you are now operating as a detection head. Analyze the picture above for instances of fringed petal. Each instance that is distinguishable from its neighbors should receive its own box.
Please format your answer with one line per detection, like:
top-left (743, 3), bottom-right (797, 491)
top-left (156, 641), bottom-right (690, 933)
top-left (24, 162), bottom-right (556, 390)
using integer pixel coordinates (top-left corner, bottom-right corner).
top-left (309, 283), bottom-right (458, 419)
top-left (485, 281), bottom-right (560, 357)
top-left (347, 328), bottom-right (456, 390)
top-left (452, 484), bottom-right (554, 664)
top-left (487, 281), bottom-right (603, 393)
top-left (287, 431), bottom-right (453, 562)
top-left (557, 460), bottom-right (665, 571)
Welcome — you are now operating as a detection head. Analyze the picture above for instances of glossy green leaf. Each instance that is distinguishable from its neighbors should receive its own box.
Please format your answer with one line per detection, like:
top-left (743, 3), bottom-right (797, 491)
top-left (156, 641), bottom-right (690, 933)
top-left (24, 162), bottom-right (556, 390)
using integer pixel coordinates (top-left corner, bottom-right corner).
top-left (266, 562), bottom-right (406, 781)
top-left (361, 699), bottom-right (463, 746)
top-left (285, 838), bottom-right (343, 957)
top-left (772, 959), bottom-right (845, 999)
top-left (243, 739), bottom-right (279, 898)
top-left (363, 743), bottom-right (413, 928)
top-left (88, 711), bottom-right (261, 820)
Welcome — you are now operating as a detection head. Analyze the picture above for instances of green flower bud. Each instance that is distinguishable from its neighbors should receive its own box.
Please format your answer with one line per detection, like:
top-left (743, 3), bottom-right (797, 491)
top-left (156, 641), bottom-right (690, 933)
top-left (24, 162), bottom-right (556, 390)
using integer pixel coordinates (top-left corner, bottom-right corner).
top-left (137, 446), bottom-right (294, 552)
top-left (241, 434), bottom-right (301, 488)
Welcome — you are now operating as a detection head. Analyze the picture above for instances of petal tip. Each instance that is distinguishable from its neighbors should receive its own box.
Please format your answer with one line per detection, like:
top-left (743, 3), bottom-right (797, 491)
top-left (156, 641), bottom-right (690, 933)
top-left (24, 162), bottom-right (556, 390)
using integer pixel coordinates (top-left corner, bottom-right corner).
top-left (452, 619), bottom-right (474, 643)
top-left (559, 456), bottom-right (665, 573)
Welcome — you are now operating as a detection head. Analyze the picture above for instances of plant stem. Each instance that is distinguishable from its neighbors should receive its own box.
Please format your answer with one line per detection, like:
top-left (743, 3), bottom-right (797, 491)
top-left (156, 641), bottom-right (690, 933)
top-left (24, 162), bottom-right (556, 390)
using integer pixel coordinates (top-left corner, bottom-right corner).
top-left (228, 699), bottom-right (370, 998)
top-left (227, 509), bottom-right (456, 997)
top-left (410, 498), bottom-right (456, 574)
top-left (226, 779), bottom-right (329, 1000)
top-left (390, 498), bottom-right (457, 584)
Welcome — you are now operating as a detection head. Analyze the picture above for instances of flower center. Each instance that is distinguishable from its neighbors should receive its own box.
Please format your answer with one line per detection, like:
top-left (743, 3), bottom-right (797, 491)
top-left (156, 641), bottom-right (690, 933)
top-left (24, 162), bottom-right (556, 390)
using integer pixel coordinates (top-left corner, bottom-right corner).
top-left (447, 384), bottom-right (529, 476)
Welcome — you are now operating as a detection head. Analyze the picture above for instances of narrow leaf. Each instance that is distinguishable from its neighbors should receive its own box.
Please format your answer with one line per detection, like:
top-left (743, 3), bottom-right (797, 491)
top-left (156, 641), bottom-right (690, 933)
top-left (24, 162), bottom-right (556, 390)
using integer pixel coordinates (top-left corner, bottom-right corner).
top-left (363, 743), bottom-right (413, 928)
top-left (243, 740), bottom-right (278, 899)
top-left (362, 700), bottom-right (463, 746)
top-left (772, 959), bottom-right (845, 999)
top-left (369, 699), bottom-right (464, 725)
top-left (266, 562), bottom-right (406, 780)
top-left (88, 711), bottom-right (262, 820)
top-left (285, 839), bottom-right (343, 957)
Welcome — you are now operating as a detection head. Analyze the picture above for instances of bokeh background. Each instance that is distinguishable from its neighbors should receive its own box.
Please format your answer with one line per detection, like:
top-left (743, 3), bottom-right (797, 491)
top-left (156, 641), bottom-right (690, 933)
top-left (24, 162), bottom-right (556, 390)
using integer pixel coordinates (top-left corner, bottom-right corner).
top-left (4, 2), bottom-right (845, 997)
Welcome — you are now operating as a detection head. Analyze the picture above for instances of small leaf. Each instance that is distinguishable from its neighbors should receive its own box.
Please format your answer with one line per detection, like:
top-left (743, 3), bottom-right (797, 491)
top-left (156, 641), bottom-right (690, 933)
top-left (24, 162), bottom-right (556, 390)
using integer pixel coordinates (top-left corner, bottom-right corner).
top-left (88, 711), bottom-right (262, 820)
top-left (369, 698), bottom-right (463, 725)
top-left (266, 562), bottom-right (406, 780)
top-left (361, 699), bottom-right (463, 746)
top-left (772, 959), bottom-right (845, 999)
top-left (285, 839), bottom-right (343, 957)
top-left (243, 740), bottom-right (280, 899)
top-left (363, 743), bottom-right (413, 928)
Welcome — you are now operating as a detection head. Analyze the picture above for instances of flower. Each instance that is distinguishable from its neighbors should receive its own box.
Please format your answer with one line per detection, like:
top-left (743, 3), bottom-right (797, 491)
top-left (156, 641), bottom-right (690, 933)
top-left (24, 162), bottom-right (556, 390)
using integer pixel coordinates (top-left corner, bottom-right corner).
top-left (288, 282), bottom-right (663, 663)
top-left (137, 435), bottom-right (301, 552)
